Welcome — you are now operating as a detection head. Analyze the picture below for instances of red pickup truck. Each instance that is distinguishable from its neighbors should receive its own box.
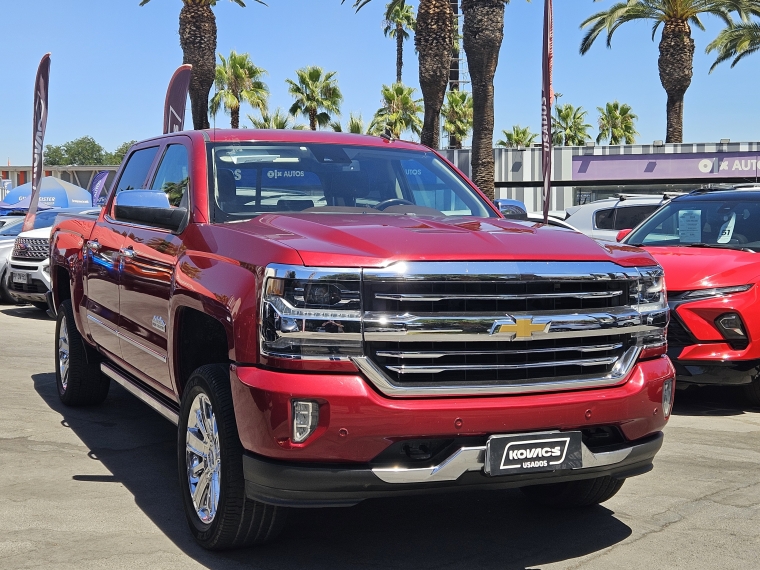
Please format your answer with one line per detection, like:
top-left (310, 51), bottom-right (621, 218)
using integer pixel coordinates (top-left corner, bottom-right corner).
top-left (50, 130), bottom-right (674, 550)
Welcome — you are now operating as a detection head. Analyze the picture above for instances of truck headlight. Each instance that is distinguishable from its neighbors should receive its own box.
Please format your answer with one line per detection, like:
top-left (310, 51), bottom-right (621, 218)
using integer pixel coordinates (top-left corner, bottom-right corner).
top-left (260, 264), bottom-right (363, 363)
top-left (633, 267), bottom-right (667, 313)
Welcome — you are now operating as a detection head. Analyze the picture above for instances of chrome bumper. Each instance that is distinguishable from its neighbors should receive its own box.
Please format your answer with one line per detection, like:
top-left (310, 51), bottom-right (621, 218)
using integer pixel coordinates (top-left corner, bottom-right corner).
top-left (372, 437), bottom-right (643, 484)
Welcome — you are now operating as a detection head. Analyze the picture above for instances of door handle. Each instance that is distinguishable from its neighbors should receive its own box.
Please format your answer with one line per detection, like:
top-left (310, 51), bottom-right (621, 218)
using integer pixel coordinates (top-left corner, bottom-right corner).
top-left (120, 246), bottom-right (136, 258)
top-left (86, 240), bottom-right (100, 252)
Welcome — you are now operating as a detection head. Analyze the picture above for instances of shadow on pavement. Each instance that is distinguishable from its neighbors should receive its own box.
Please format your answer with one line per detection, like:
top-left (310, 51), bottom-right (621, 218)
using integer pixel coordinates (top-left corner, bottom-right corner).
top-left (672, 384), bottom-right (759, 417)
top-left (1, 305), bottom-right (52, 321)
top-left (33, 371), bottom-right (632, 570)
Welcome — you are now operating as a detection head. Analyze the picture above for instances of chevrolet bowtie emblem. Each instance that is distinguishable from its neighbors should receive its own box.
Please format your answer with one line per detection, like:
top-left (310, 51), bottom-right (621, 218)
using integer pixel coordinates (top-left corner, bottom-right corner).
top-left (490, 317), bottom-right (550, 340)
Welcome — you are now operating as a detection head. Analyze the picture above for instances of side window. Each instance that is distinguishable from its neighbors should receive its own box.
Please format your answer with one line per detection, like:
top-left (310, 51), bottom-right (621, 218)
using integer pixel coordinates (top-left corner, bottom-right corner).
top-left (114, 147), bottom-right (160, 195)
top-left (151, 145), bottom-right (190, 207)
top-left (594, 208), bottom-right (615, 230)
top-left (614, 205), bottom-right (657, 230)
top-left (401, 159), bottom-right (472, 215)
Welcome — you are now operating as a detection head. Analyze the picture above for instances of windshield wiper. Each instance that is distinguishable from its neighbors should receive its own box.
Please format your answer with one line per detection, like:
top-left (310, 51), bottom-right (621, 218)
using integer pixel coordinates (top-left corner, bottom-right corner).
top-left (688, 243), bottom-right (756, 253)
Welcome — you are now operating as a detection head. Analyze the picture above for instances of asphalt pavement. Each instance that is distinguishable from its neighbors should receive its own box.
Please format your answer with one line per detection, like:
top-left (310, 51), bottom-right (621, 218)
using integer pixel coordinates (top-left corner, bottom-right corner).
top-left (1, 305), bottom-right (759, 569)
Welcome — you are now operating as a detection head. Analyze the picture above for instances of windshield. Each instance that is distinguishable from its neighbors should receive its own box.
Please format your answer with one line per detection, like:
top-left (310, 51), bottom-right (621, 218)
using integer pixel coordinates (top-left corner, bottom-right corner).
top-left (209, 143), bottom-right (495, 221)
top-left (626, 198), bottom-right (760, 251)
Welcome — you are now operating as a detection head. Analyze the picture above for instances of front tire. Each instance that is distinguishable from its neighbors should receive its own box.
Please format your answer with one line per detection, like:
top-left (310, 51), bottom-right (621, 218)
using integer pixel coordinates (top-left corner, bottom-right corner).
top-left (55, 300), bottom-right (109, 406)
top-left (520, 476), bottom-right (625, 508)
top-left (178, 364), bottom-right (287, 550)
top-left (742, 376), bottom-right (760, 407)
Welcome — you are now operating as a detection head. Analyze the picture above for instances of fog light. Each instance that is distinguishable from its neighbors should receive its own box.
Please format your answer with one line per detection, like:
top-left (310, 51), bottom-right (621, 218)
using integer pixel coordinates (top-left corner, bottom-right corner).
top-left (292, 400), bottom-right (319, 443)
top-left (662, 379), bottom-right (674, 418)
top-left (715, 313), bottom-right (747, 341)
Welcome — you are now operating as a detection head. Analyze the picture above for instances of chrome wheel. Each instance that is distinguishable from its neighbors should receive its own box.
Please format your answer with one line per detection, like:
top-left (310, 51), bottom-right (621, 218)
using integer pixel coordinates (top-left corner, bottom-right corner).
top-left (58, 318), bottom-right (70, 391)
top-left (186, 393), bottom-right (221, 524)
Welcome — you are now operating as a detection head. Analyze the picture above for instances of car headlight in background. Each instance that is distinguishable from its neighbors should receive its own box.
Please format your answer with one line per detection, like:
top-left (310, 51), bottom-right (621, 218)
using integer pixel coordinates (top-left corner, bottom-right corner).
top-left (260, 264), bottom-right (362, 362)
top-left (682, 284), bottom-right (753, 301)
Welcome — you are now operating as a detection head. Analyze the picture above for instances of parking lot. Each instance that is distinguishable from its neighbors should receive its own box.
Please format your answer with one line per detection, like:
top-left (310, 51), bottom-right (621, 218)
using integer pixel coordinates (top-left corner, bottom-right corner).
top-left (1, 305), bottom-right (759, 570)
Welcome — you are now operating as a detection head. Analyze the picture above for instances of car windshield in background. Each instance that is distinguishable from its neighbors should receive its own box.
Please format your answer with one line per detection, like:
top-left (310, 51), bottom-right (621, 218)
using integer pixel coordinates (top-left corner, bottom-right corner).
top-left (627, 199), bottom-right (760, 251)
top-left (0, 211), bottom-right (63, 236)
top-left (209, 143), bottom-right (495, 220)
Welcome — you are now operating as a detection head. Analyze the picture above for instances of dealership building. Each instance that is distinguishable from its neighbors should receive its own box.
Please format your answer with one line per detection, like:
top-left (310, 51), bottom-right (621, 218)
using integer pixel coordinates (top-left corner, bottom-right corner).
top-left (3, 141), bottom-right (760, 211)
top-left (443, 141), bottom-right (760, 213)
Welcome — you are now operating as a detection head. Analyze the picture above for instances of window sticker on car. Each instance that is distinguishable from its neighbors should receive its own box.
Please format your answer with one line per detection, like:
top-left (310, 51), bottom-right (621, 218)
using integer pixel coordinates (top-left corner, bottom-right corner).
top-left (678, 210), bottom-right (701, 243)
top-left (717, 212), bottom-right (736, 244)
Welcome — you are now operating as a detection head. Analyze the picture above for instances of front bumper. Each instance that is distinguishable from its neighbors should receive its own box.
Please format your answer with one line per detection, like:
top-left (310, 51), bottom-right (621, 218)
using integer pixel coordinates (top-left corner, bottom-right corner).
top-left (7, 257), bottom-right (49, 303)
top-left (242, 432), bottom-right (663, 507)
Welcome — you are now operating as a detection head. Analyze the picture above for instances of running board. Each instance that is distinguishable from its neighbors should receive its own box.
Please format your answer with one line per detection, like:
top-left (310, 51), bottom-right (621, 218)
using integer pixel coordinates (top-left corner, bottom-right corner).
top-left (101, 363), bottom-right (179, 425)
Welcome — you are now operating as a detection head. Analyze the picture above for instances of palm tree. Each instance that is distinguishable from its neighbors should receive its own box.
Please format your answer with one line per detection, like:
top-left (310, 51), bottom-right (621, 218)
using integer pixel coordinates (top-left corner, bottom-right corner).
top-left (347, 0), bottom-right (453, 148)
top-left (286, 66), bottom-right (343, 131)
top-left (497, 125), bottom-right (538, 148)
top-left (139, 0), bottom-right (264, 130)
top-left (462, 1), bottom-right (528, 198)
top-left (248, 108), bottom-right (306, 130)
top-left (707, 20), bottom-right (760, 70)
top-left (441, 90), bottom-right (474, 149)
top-left (369, 83), bottom-right (424, 139)
top-left (580, 0), bottom-right (759, 144)
top-left (596, 101), bottom-right (639, 144)
top-left (331, 113), bottom-right (368, 134)
top-left (209, 51), bottom-right (268, 129)
top-left (553, 104), bottom-right (592, 146)
top-left (383, 1), bottom-right (417, 83)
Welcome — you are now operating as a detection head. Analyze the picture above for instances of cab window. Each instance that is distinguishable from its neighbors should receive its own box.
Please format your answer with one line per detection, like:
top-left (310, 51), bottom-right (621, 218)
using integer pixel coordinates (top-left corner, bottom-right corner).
top-left (114, 147), bottom-right (159, 195)
top-left (151, 145), bottom-right (190, 208)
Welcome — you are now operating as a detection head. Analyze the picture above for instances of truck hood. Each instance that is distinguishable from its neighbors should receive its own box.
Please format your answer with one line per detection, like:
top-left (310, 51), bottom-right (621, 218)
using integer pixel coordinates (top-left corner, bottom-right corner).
top-left (229, 213), bottom-right (656, 267)
top-left (643, 246), bottom-right (760, 291)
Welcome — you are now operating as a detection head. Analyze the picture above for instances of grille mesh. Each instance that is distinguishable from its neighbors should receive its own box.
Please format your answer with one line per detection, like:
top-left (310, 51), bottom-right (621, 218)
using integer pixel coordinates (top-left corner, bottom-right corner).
top-left (12, 238), bottom-right (50, 261)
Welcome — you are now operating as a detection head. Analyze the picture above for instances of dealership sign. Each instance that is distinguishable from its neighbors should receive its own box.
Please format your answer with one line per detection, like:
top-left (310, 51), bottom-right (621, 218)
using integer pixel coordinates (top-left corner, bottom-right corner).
top-left (572, 152), bottom-right (760, 181)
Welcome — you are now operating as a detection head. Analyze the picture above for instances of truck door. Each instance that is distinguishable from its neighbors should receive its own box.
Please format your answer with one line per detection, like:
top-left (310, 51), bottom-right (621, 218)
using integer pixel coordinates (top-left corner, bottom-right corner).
top-left (85, 146), bottom-right (160, 358)
top-left (116, 142), bottom-right (191, 393)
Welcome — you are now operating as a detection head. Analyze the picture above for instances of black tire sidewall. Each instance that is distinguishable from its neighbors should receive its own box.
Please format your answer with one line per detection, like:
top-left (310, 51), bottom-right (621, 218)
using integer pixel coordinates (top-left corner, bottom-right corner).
top-left (177, 370), bottom-right (245, 545)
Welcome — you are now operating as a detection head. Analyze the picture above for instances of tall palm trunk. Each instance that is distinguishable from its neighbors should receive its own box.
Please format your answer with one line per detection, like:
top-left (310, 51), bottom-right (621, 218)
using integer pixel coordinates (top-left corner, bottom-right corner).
top-left (179, 2), bottom-right (216, 130)
top-left (416, 0), bottom-right (453, 148)
top-left (448, 0), bottom-right (460, 150)
top-left (462, 0), bottom-right (503, 199)
top-left (309, 109), bottom-right (318, 130)
top-left (231, 103), bottom-right (240, 129)
top-left (658, 19), bottom-right (693, 144)
top-left (396, 23), bottom-right (404, 83)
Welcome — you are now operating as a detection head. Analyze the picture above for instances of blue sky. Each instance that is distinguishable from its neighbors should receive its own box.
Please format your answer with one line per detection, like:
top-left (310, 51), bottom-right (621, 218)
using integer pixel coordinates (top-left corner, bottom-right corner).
top-left (1, 0), bottom-right (758, 166)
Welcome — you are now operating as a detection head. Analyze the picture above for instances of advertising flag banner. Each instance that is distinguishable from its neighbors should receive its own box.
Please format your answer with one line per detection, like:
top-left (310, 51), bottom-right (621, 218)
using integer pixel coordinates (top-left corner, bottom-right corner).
top-left (164, 64), bottom-right (192, 134)
top-left (541, 0), bottom-right (553, 223)
top-left (89, 170), bottom-right (110, 207)
top-left (23, 53), bottom-right (51, 232)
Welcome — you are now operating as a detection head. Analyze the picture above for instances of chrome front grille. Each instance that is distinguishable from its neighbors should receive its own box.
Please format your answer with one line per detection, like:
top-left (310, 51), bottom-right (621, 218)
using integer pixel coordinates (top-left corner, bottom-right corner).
top-left (354, 261), bottom-right (667, 397)
top-left (12, 237), bottom-right (50, 261)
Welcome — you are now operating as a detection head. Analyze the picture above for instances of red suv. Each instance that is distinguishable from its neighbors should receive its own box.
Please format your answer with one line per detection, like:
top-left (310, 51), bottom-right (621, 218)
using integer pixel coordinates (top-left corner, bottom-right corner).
top-left (622, 188), bottom-right (760, 402)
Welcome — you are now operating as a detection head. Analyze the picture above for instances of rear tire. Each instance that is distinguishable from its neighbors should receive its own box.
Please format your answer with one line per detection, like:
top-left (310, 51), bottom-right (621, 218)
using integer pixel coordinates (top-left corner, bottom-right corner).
top-left (520, 476), bottom-right (625, 508)
top-left (55, 300), bottom-right (110, 406)
top-left (178, 364), bottom-right (288, 550)
top-left (742, 377), bottom-right (760, 407)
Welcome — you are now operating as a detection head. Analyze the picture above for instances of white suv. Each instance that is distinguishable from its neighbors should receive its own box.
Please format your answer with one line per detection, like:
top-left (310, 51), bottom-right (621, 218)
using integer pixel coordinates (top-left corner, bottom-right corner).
top-left (565, 194), bottom-right (679, 242)
top-left (8, 227), bottom-right (52, 309)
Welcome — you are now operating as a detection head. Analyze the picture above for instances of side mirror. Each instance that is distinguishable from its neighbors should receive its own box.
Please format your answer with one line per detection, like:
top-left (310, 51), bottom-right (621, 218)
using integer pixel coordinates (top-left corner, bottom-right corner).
top-left (616, 228), bottom-right (633, 242)
top-left (114, 190), bottom-right (187, 232)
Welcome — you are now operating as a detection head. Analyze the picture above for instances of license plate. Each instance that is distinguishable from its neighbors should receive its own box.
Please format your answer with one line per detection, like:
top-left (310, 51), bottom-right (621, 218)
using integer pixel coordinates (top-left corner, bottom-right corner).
top-left (485, 431), bottom-right (583, 476)
top-left (12, 272), bottom-right (28, 284)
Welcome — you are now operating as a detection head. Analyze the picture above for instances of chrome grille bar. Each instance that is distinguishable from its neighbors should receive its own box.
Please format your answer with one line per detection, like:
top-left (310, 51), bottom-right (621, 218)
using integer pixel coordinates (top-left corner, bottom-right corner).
top-left (387, 356), bottom-right (620, 375)
top-left (375, 343), bottom-right (623, 360)
top-left (375, 291), bottom-right (624, 302)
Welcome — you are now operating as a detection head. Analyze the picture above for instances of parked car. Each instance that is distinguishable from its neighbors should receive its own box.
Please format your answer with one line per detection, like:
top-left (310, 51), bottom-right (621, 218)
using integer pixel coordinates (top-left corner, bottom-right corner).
top-left (524, 213), bottom-right (579, 231)
top-left (620, 187), bottom-right (760, 402)
top-left (50, 130), bottom-right (673, 550)
top-left (4, 209), bottom-right (99, 309)
top-left (566, 194), bottom-right (680, 242)
top-left (0, 215), bottom-right (23, 229)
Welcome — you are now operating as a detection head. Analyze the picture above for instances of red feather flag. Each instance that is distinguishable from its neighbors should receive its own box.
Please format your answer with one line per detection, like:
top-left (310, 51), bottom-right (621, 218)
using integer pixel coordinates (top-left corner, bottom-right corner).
top-left (23, 54), bottom-right (51, 232)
